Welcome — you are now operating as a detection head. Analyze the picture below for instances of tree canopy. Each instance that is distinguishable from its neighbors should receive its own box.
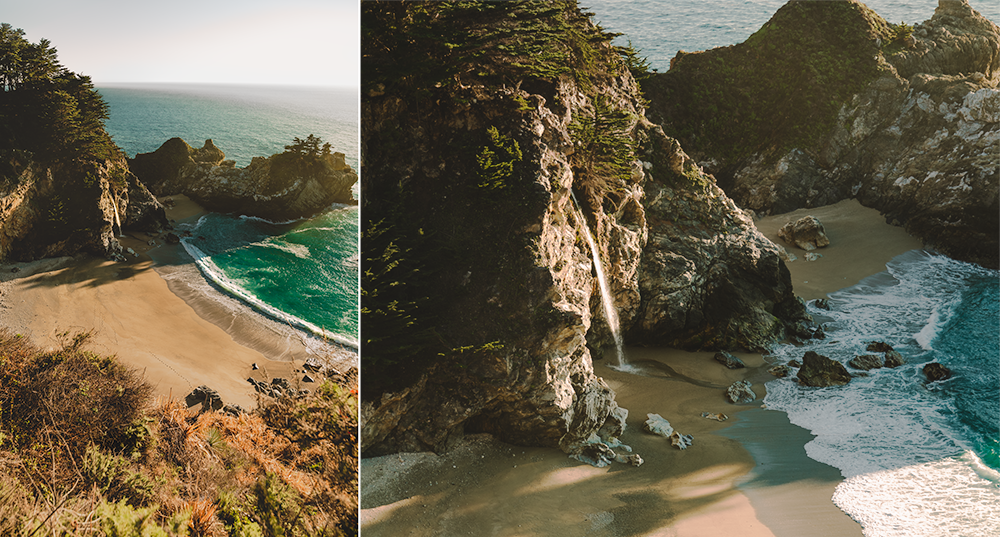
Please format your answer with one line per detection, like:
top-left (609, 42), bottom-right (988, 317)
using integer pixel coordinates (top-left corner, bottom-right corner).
top-left (0, 23), bottom-right (118, 168)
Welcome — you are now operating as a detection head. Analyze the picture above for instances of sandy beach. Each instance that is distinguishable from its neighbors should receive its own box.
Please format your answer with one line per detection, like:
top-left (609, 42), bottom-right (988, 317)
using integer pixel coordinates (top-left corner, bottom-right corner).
top-left (361, 199), bottom-right (921, 536)
top-left (0, 194), bottom-right (356, 410)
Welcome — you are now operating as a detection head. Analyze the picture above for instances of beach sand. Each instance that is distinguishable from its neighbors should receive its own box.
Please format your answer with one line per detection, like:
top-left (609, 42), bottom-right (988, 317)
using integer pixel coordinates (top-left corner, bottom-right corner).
top-left (361, 199), bottom-right (920, 536)
top-left (0, 194), bottom-right (356, 410)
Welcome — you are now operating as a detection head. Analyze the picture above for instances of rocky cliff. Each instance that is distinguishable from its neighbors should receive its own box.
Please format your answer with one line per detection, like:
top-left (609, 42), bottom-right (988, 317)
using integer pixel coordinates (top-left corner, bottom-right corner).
top-left (360, 1), bottom-right (811, 458)
top-left (130, 137), bottom-right (358, 222)
top-left (1, 151), bottom-right (167, 262)
top-left (644, 0), bottom-right (999, 267)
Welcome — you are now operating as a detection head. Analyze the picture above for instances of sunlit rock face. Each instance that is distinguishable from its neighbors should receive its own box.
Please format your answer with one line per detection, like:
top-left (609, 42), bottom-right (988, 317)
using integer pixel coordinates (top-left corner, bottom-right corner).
top-left (359, 2), bottom-right (808, 459)
top-left (1, 154), bottom-right (166, 262)
top-left (130, 138), bottom-right (357, 221)
top-left (645, 0), bottom-right (999, 268)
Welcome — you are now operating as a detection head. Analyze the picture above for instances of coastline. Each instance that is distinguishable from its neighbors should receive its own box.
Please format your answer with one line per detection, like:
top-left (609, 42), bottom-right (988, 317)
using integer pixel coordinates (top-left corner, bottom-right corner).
top-left (0, 194), bottom-right (357, 409)
top-left (361, 199), bottom-right (920, 536)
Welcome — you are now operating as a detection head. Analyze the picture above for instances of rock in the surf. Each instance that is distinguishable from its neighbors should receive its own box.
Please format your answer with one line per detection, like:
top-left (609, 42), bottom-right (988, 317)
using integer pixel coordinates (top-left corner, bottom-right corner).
top-left (797, 351), bottom-right (851, 387)
top-left (768, 364), bottom-right (792, 377)
top-left (866, 341), bottom-right (894, 353)
top-left (923, 362), bottom-right (952, 382)
top-left (849, 354), bottom-right (884, 370)
top-left (884, 350), bottom-right (906, 368)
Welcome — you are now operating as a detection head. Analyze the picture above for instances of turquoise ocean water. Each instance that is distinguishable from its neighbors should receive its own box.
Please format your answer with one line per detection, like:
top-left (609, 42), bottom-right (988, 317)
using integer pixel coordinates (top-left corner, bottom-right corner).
top-left (98, 84), bottom-right (359, 348)
top-left (585, 1), bottom-right (1000, 535)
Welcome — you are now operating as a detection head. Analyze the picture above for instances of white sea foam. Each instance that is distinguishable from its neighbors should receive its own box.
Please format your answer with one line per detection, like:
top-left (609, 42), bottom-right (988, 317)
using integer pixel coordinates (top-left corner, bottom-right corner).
top-left (180, 239), bottom-right (358, 349)
top-left (763, 250), bottom-right (999, 536)
top-left (833, 451), bottom-right (1000, 537)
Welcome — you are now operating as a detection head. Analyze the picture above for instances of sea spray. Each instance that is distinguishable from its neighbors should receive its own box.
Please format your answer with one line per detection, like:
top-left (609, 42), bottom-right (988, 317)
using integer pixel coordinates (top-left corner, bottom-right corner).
top-left (570, 190), bottom-right (625, 367)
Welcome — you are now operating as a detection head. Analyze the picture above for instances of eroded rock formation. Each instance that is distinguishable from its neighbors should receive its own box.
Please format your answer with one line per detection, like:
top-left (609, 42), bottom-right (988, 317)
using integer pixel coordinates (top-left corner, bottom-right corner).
top-left (1, 152), bottom-right (167, 262)
top-left (645, 0), bottom-right (1000, 267)
top-left (360, 1), bottom-right (810, 459)
top-left (130, 138), bottom-right (358, 221)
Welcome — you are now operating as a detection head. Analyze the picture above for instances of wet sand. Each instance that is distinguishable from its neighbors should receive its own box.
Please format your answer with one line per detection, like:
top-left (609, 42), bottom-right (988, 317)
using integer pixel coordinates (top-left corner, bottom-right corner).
top-left (0, 194), bottom-right (355, 409)
top-left (361, 199), bottom-right (920, 536)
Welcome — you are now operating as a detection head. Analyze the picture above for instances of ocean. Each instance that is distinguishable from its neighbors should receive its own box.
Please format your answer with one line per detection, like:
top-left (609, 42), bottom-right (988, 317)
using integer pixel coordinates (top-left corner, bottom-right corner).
top-left (584, 1), bottom-right (1000, 535)
top-left (98, 83), bottom-right (359, 349)
top-left (764, 251), bottom-right (999, 536)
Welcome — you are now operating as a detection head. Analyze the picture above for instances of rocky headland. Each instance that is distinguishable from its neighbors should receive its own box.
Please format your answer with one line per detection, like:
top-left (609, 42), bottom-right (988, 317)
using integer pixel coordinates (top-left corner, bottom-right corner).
top-left (644, 0), bottom-right (999, 267)
top-left (360, 1), bottom-right (812, 460)
top-left (129, 136), bottom-right (358, 222)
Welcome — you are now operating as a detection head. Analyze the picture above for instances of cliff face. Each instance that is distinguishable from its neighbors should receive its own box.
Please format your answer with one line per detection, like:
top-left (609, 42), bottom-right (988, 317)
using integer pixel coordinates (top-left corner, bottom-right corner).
top-left (645, 0), bottom-right (999, 267)
top-left (0, 152), bottom-right (166, 262)
top-left (360, 1), bottom-right (810, 458)
top-left (130, 138), bottom-right (358, 222)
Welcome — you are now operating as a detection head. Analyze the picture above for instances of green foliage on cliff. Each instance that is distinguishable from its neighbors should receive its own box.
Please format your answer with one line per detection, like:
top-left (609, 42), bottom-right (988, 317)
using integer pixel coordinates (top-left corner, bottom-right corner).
top-left (0, 23), bottom-right (118, 168)
top-left (643, 0), bottom-right (897, 174)
top-left (569, 94), bottom-right (637, 188)
top-left (362, 1), bottom-right (623, 97)
top-left (476, 126), bottom-right (523, 190)
top-left (361, 1), bottom-right (640, 397)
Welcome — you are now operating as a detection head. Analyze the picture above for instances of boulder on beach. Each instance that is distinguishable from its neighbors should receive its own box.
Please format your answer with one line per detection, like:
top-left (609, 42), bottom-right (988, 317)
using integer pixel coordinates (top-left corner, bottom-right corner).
top-left (778, 216), bottom-right (830, 251)
top-left (714, 351), bottom-right (746, 369)
top-left (796, 351), bottom-right (851, 387)
top-left (643, 413), bottom-right (674, 437)
top-left (726, 380), bottom-right (756, 404)
top-left (185, 385), bottom-right (224, 410)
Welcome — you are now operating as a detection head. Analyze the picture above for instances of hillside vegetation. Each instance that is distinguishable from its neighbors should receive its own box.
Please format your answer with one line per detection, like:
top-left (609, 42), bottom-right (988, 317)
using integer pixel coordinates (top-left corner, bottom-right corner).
top-left (0, 330), bottom-right (358, 536)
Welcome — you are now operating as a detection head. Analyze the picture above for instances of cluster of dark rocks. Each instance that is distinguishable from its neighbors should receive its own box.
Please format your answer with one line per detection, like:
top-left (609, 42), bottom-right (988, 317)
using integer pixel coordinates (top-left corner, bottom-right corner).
top-left (773, 341), bottom-right (953, 388)
top-left (184, 385), bottom-right (245, 416)
top-left (246, 376), bottom-right (310, 399)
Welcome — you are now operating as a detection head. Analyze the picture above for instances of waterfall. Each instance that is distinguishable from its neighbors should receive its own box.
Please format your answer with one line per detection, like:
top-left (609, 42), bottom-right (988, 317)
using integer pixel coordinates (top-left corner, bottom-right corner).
top-left (570, 190), bottom-right (626, 368)
top-left (112, 199), bottom-right (122, 237)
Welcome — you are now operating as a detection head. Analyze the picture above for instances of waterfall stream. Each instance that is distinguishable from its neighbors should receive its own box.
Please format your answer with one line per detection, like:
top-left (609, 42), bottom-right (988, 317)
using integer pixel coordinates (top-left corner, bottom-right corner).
top-left (571, 190), bottom-right (626, 368)
top-left (112, 198), bottom-right (122, 236)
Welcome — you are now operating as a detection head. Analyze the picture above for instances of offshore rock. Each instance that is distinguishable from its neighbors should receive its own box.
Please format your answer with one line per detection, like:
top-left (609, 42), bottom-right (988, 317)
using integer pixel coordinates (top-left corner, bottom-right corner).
top-left (777, 216), bottom-right (830, 251)
top-left (867, 341), bottom-right (895, 353)
top-left (797, 351), bottom-right (851, 387)
top-left (849, 354), bottom-right (884, 370)
top-left (884, 350), bottom-right (906, 368)
top-left (923, 362), bottom-right (953, 382)
top-left (644, 0), bottom-right (1000, 268)
top-left (130, 138), bottom-right (357, 221)
top-left (1, 154), bottom-right (167, 262)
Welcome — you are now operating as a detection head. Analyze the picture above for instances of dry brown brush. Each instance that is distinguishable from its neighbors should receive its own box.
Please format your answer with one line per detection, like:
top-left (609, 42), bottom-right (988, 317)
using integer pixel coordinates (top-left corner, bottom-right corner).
top-left (0, 329), bottom-right (359, 536)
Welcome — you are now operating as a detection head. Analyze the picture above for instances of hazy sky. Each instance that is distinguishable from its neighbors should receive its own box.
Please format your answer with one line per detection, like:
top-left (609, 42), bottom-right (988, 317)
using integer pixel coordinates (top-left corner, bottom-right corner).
top-left (4, 0), bottom-right (359, 87)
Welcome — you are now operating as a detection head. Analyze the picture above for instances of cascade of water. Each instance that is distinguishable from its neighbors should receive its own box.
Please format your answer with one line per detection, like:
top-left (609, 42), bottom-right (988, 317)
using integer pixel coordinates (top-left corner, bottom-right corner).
top-left (112, 199), bottom-right (122, 236)
top-left (570, 190), bottom-right (626, 367)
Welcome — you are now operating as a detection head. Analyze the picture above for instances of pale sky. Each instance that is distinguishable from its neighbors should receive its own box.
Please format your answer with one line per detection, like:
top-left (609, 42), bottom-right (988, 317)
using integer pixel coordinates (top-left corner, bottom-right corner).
top-left (3, 0), bottom-right (359, 87)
